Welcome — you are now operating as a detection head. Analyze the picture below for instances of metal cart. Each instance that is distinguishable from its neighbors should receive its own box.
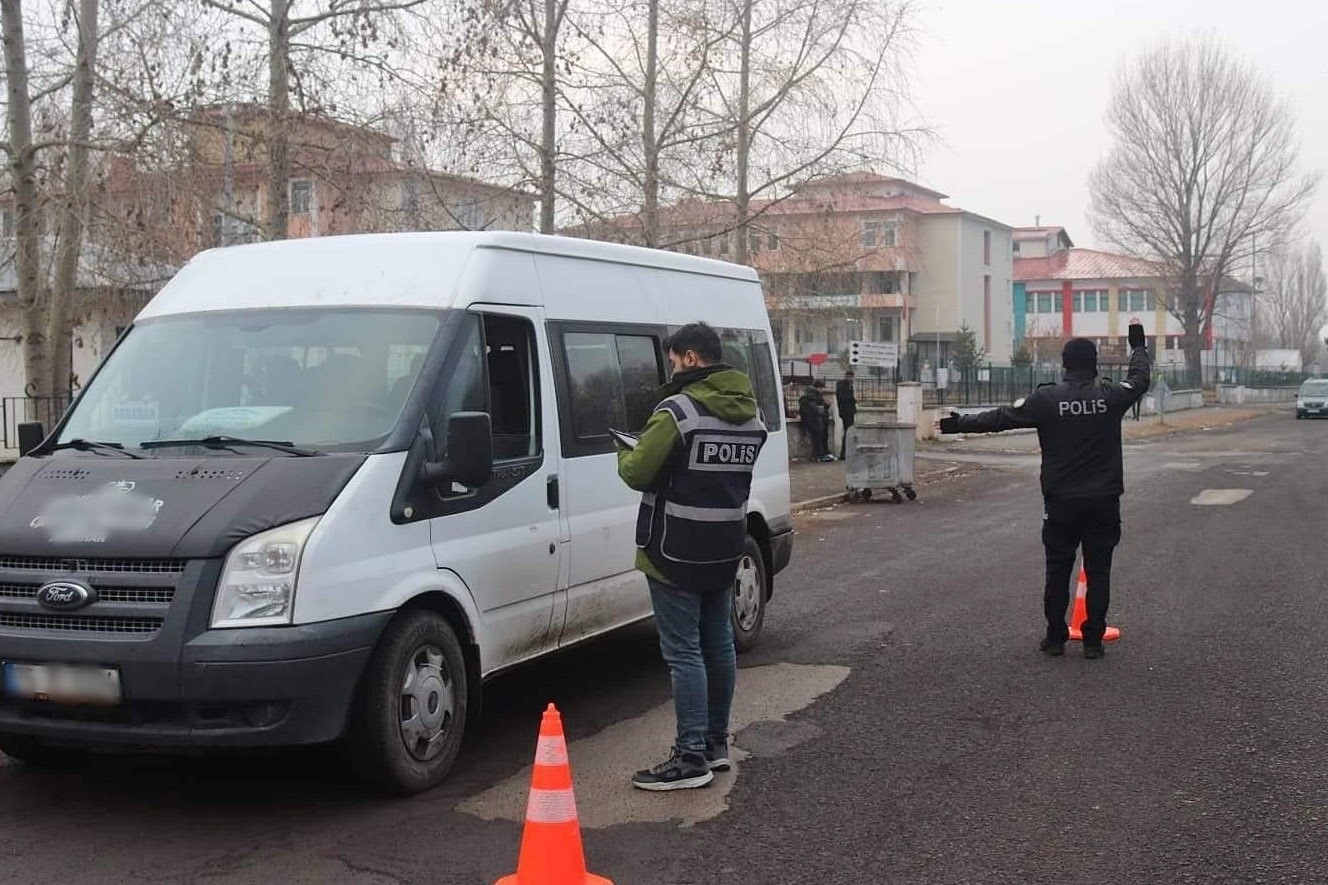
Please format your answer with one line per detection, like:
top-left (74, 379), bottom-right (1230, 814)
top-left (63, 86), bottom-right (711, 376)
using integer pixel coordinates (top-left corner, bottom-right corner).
top-left (844, 418), bottom-right (917, 503)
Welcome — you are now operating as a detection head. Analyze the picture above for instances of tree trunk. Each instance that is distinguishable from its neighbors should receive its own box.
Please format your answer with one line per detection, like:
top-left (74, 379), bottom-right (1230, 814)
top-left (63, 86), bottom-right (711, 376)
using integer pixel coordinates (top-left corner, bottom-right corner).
top-left (2, 0), bottom-right (50, 396)
top-left (640, 0), bottom-right (659, 247)
top-left (538, 0), bottom-right (558, 234)
top-left (732, 0), bottom-right (752, 265)
top-left (1180, 284), bottom-right (1204, 384)
top-left (267, 0), bottom-right (291, 240)
top-left (48, 0), bottom-right (99, 395)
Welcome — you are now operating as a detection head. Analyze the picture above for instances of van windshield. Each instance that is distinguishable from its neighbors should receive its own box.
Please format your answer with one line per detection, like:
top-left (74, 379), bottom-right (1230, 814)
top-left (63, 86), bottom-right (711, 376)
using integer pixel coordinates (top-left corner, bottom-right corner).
top-left (1301, 382), bottom-right (1328, 397)
top-left (59, 309), bottom-right (442, 452)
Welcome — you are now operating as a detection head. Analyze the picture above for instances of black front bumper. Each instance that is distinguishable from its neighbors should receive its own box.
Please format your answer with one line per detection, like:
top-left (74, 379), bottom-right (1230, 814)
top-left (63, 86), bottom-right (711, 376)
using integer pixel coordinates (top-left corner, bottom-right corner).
top-left (770, 528), bottom-right (794, 577)
top-left (0, 557), bottom-right (391, 749)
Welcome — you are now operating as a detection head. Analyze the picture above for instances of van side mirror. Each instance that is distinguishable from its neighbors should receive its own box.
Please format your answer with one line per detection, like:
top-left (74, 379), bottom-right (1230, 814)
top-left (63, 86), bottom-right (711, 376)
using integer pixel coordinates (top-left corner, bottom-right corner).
top-left (17, 422), bottom-right (45, 457)
top-left (420, 412), bottom-right (493, 490)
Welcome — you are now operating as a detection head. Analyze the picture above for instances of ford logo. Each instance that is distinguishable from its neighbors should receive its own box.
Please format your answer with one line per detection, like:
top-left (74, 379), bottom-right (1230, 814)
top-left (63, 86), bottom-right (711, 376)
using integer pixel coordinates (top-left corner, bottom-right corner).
top-left (36, 581), bottom-right (97, 611)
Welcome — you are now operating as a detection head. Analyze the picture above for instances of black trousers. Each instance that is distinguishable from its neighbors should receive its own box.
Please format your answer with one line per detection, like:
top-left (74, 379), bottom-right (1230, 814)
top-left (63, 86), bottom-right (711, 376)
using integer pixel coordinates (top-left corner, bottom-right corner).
top-left (1042, 495), bottom-right (1121, 645)
top-left (804, 417), bottom-right (827, 458)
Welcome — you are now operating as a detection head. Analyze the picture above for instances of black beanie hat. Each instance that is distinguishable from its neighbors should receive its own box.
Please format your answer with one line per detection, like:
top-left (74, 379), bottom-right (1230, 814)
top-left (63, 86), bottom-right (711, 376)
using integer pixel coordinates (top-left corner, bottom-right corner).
top-left (1062, 337), bottom-right (1097, 372)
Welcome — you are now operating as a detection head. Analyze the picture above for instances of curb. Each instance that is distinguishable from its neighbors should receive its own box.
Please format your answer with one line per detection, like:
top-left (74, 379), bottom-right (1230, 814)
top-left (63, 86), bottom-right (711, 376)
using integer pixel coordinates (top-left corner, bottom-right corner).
top-left (791, 492), bottom-right (850, 514)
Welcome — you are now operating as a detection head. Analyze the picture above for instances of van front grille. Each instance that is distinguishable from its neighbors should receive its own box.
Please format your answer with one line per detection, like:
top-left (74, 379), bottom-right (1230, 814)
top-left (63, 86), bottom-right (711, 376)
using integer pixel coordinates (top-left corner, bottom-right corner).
top-left (0, 556), bottom-right (184, 575)
top-left (0, 613), bottom-right (163, 635)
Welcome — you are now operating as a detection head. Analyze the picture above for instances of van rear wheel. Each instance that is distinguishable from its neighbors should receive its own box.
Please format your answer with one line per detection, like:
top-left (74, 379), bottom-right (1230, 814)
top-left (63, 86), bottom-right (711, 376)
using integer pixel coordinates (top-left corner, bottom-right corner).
top-left (732, 536), bottom-right (768, 653)
top-left (348, 610), bottom-right (468, 794)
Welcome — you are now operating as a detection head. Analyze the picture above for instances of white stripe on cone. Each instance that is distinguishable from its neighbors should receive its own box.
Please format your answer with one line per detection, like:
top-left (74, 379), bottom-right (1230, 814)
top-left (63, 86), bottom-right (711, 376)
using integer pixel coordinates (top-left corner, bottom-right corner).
top-left (525, 787), bottom-right (580, 824)
top-left (534, 736), bottom-right (569, 767)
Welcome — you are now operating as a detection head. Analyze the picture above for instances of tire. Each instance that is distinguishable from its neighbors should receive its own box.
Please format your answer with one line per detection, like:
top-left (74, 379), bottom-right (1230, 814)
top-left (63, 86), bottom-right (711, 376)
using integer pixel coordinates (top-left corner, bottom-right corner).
top-left (732, 535), bottom-right (768, 654)
top-left (1296, 412), bottom-right (1305, 420)
top-left (0, 735), bottom-right (88, 767)
top-left (347, 609), bottom-right (469, 795)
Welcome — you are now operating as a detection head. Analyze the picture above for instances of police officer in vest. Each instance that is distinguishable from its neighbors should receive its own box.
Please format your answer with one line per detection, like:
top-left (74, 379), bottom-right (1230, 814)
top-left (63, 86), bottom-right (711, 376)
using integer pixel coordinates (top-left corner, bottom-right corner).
top-left (938, 323), bottom-right (1150, 659)
top-left (617, 322), bottom-right (768, 790)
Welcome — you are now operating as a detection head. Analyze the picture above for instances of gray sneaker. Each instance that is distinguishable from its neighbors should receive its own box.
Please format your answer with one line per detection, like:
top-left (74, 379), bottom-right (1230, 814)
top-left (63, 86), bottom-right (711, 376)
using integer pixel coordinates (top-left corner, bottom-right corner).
top-left (705, 736), bottom-right (732, 772)
top-left (632, 748), bottom-right (714, 791)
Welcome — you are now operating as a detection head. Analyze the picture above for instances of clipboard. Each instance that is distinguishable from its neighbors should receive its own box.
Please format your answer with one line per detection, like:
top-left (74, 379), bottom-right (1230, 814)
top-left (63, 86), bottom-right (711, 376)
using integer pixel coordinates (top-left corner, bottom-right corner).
top-left (609, 428), bottom-right (640, 449)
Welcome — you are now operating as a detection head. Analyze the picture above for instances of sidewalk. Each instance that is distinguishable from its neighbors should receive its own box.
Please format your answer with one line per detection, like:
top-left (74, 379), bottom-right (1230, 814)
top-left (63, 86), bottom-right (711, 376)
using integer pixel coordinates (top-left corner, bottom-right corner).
top-left (790, 454), bottom-right (962, 511)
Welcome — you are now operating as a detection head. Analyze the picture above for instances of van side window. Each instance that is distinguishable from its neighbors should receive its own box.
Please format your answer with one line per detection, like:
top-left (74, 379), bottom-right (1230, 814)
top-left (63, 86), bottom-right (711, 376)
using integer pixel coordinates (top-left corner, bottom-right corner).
top-left (483, 314), bottom-right (541, 461)
top-left (435, 312), bottom-right (540, 488)
top-left (711, 327), bottom-right (784, 432)
top-left (561, 331), bottom-right (664, 442)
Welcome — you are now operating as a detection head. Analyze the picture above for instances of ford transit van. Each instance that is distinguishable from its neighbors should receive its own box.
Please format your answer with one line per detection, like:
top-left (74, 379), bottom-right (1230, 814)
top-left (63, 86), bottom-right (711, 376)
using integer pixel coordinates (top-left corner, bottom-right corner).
top-left (0, 232), bottom-right (792, 792)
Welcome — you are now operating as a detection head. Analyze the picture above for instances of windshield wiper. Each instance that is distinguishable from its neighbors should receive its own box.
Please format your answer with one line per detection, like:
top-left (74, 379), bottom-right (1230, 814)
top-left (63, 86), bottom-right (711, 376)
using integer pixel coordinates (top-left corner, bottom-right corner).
top-left (47, 438), bottom-right (145, 459)
top-left (140, 435), bottom-right (320, 457)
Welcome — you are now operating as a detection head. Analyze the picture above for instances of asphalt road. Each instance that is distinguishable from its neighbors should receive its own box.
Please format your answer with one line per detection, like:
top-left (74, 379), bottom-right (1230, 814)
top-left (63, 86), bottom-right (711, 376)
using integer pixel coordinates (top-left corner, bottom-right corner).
top-left (1, 413), bottom-right (1325, 884)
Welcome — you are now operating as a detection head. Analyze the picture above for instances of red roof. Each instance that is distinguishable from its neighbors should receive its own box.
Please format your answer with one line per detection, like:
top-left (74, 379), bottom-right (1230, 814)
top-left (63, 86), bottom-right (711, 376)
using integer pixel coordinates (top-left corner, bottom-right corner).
top-left (1013, 226), bottom-right (1067, 241)
top-left (798, 172), bottom-right (949, 200)
top-left (1015, 248), bottom-right (1161, 282)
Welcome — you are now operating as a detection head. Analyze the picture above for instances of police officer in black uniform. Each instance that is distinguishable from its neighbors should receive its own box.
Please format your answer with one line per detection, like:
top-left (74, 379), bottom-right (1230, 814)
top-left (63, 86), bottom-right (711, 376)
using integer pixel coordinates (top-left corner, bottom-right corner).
top-left (938, 323), bottom-right (1150, 658)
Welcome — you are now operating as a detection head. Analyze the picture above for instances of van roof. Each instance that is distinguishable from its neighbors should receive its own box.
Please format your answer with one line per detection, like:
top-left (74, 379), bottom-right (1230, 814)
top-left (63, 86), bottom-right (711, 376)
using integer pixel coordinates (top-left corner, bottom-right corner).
top-left (138, 231), bottom-right (760, 320)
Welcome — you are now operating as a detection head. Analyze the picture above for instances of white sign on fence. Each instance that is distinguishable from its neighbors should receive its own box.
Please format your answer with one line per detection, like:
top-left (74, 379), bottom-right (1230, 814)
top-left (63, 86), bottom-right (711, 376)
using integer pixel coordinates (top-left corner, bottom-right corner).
top-left (848, 340), bottom-right (899, 367)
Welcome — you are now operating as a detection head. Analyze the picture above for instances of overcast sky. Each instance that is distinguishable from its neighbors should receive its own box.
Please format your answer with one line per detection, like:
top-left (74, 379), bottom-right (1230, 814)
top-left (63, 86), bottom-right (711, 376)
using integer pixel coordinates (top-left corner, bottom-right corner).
top-left (909, 0), bottom-right (1328, 270)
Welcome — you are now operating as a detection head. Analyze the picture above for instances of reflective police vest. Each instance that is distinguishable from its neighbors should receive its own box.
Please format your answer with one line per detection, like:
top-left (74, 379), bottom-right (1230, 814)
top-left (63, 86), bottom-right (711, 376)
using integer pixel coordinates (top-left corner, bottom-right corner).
top-left (635, 392), bottom-right (768, 589)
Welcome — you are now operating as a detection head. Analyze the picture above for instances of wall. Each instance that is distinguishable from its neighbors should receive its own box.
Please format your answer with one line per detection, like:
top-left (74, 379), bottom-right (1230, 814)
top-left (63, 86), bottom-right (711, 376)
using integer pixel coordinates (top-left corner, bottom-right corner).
top-left (913, 214), bottom-right (961, 334)
top-left (1217, 385), bottom-right (1300, 404)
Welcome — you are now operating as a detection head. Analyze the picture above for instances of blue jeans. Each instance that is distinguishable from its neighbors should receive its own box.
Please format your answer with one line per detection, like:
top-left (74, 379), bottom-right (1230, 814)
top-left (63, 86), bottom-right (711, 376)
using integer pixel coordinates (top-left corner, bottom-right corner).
top-left (647, 578), bottom-right (736, 755)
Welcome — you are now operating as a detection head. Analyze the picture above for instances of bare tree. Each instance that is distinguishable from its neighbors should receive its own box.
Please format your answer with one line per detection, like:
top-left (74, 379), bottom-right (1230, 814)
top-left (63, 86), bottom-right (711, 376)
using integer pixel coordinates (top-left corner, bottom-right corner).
top-left (558, 0), bottom-right (732, 245)
top-left (1089, 37), bottom-right (1319, 378)
top-left (1260, 240), bottom-right (1327, 366)
top-left (198, 0), bottom-right (428, 240)
top-left (701, 0), bottom-right (922, 264)
top-left (1, 0), bottom-right (49, 394)
top-left (46, 0), bottom-right (98, 394)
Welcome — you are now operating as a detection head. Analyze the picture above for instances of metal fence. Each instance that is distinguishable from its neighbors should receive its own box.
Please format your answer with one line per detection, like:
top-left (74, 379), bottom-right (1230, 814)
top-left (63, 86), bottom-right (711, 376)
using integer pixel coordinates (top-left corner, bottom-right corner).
top-left (1, 395), bottom-right (75, 451)
top-left (784, 363), bottom-right (1317, 411)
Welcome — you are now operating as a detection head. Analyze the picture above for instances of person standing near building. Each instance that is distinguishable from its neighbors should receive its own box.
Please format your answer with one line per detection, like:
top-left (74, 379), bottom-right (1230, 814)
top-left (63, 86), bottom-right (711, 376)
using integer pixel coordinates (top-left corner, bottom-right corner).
top-left (798, 380), bottom-right (833, 462)
top-left (937, 323), bottom-right (1150, 659)
top-left (836, 370), bottom-right (857, 460)
top-left (617, 322), bottom-right (768, 790)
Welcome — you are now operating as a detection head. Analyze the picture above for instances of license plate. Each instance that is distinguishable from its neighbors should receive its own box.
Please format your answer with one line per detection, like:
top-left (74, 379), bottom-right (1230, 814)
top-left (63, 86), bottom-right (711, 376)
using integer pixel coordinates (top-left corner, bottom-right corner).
top-left (2, 662), bottom-right (122, 705)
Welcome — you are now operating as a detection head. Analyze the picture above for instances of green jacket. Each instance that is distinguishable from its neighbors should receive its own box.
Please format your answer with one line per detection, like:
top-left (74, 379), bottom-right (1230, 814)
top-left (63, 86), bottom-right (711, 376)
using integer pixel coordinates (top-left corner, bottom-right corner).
top-left (617, 366), bottom-right (761, 584)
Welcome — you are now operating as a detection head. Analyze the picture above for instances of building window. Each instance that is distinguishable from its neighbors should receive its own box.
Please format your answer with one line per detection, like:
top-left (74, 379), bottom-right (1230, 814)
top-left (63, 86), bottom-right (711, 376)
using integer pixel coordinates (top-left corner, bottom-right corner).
top-left (767, 231), bottom-right (779, 251)
top-left (748, 229), bottom-right (761, 255)
top-left (1037, 293), bottom-right (1052, 314)
top-left (983, 230), bottom-right (991, 265)
top-left (717, 233), bottom-right (729, 256)
top-left (1053, 293), bottom-right (1062, 313)
top-left (877, 315), bottom-right (895, 342)
top-left (983, 276), bottom-right (992, 352)
top-left (1072, 293), bottom-right (1083, 313)
top-left (400, 179), bottom-right (419, 215)
top-left (861, 220), bottom-right (896, 249)
top-left (1, 208), bottom-right (13, 237)
top-left (1013, 240), bottom-right (1021, 254)
top-left (290, 180), bottom-right (313, 216)
top-left (454, 198), bottom-right (485, 230)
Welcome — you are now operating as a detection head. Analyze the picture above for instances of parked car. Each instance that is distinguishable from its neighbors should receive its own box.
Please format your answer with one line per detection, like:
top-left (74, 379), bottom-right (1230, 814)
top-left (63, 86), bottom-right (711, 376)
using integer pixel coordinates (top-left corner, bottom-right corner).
top-left (1296, 379), bottom-right (1328, 419)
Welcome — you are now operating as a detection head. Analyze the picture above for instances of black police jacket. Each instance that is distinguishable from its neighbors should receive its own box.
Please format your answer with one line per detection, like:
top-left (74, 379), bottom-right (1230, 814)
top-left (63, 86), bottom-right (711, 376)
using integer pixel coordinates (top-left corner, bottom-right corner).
top-left (952, 346), bottom-right (1150, 499)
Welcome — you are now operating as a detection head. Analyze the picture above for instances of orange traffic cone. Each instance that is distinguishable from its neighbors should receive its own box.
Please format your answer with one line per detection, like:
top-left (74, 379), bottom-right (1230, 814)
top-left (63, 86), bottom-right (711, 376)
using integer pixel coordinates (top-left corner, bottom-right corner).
top-left (497, 704), bottom-right (612, 885)
top-left (1067, 567), bottom-right (1121, 642)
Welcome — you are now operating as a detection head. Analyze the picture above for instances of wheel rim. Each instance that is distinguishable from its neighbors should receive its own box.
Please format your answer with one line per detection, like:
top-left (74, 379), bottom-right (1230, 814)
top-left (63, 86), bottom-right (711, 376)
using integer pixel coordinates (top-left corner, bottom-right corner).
top-left (398, 644), bottom-right (455, 762)
top-left (733, 554), bottom-right (763, 632)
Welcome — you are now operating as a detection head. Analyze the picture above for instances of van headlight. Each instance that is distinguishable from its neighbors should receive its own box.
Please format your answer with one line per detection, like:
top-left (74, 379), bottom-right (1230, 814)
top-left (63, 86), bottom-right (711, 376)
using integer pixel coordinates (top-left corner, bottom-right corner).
top-left (211, 517), bottom-right (319, 628)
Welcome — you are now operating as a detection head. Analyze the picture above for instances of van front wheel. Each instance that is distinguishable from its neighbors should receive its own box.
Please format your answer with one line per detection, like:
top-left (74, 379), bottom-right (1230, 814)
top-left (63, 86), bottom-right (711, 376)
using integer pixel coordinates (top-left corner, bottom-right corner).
top-left (732, 536), bottom-right (768, 653)
top-left (348, 610), bottom-right (468, 794)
